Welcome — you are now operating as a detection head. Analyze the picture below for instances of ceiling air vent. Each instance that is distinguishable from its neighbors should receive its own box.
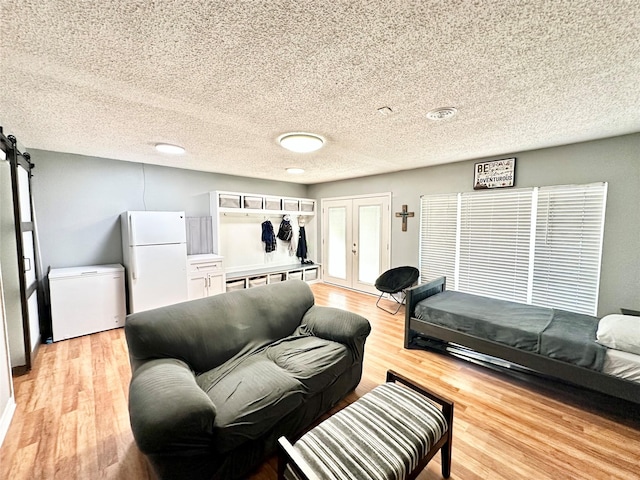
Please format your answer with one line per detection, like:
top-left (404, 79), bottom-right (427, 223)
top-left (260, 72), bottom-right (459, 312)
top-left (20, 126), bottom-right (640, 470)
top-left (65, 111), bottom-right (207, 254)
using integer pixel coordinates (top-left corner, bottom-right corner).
top-left (426, 107), bottom-right (457, 121)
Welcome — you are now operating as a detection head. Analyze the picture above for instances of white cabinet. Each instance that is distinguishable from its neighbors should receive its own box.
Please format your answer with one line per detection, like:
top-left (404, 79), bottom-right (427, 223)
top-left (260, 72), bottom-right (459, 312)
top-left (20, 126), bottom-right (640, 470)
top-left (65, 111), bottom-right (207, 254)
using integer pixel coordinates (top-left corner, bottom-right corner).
top-left (49, 264), bottom-right (126, 342)
top-left (187, 254), bottom-right (225, 300)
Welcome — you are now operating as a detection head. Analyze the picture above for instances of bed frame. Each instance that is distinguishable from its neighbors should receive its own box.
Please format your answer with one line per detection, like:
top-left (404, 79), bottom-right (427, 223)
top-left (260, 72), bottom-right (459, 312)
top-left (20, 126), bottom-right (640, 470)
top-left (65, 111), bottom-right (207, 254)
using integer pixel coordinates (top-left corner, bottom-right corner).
top-left (405, 277), bottom-right (640, 405)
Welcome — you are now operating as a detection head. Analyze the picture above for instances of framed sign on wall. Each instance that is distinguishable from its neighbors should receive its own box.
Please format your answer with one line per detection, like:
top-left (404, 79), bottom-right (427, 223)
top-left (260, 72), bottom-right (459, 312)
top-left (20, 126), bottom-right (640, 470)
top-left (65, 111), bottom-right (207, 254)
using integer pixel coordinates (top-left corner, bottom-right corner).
top-left (474, 157), bottom-right (516, 190)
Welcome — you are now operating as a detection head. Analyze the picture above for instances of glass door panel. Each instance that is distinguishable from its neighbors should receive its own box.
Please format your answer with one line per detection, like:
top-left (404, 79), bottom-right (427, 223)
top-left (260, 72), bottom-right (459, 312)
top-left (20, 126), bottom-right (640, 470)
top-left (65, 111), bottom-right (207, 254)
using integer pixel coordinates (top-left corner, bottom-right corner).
top-left (22, 231), bottom-right (36, 286)
top-left (323, 201), bottom-right (352, 288)
top-left (327, 206), bottom-right (347, 279)
top-left (18, 166), bottom-right (31, 222)
top-left (357, 205), bottom-right (381, 285)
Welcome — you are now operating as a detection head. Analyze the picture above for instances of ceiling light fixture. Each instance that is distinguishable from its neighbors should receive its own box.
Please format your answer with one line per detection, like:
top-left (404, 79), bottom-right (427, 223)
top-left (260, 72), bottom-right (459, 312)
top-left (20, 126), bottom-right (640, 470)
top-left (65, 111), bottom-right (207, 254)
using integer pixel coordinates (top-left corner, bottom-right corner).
top-left (286, 167), bottom-right (305, 174)
top-left (426, 107), bottom-right (457, 121)
top-left (278, 132), bottom-right (324, 153)
top-left (155, 143), bottom-right (185, 154)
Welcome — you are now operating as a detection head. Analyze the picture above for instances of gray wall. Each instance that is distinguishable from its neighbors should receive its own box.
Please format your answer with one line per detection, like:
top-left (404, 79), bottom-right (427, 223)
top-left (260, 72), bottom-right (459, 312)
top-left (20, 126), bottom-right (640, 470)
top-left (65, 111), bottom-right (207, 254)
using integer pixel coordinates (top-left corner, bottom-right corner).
top-left (28, 134), bottom-right (639, 318)
top-left (308, 133), bottom-right (640, 317)
top-left (30, 150), bottom-right (307, 272)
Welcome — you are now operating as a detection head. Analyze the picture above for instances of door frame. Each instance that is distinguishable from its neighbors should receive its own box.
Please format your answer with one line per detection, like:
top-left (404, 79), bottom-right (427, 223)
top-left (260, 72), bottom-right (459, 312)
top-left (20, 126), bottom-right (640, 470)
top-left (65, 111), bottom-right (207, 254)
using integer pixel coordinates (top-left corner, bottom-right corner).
top-left (321, 192), bottom-right (391, 294)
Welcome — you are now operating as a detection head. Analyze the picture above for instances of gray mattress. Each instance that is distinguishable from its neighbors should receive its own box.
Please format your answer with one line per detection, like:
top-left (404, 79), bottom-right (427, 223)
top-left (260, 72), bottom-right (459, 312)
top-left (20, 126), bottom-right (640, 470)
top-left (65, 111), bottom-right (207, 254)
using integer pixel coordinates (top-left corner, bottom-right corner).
top-left (414, 290), bottom-right (605, 371)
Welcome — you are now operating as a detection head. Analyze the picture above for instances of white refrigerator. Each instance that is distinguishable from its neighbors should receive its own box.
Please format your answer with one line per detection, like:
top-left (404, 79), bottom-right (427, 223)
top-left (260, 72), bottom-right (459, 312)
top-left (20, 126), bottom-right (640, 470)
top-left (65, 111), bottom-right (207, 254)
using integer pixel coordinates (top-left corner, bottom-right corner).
top-left (121, 211), bottom-right (188, 313)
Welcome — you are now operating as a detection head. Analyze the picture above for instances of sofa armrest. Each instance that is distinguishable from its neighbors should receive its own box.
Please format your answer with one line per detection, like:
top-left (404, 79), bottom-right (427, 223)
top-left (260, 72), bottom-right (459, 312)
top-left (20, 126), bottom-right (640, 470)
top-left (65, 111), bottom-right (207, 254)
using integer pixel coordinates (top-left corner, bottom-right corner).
top-left (129, 358), bottom-right (217, 454)
top-left (299, 306), bottom-right (371, 355)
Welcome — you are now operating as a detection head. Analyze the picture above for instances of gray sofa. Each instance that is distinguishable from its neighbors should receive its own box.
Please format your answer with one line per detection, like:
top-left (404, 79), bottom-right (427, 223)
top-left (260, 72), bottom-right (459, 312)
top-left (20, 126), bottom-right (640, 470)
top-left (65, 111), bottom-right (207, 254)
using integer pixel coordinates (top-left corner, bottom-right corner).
top-left (125, 280), bottom-right (371, 480)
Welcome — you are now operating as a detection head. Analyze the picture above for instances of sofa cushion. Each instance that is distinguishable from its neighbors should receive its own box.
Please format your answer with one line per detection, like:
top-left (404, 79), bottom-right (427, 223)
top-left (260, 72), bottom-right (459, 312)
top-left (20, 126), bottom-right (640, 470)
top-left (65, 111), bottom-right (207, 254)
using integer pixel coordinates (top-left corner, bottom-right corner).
top-left (265, 336), bottom-right (352, 392)
top-left (126, 280), bottom-right (315, 374)
top-left (197, 356), bottom-right (306, 453)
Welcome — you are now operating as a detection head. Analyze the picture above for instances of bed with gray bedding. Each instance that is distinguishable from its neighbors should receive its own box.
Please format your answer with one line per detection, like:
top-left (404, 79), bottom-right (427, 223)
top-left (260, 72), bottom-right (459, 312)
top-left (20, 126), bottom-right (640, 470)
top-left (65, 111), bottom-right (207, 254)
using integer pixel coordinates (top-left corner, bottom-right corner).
top-left (406, 277), bottom-right (640, 404)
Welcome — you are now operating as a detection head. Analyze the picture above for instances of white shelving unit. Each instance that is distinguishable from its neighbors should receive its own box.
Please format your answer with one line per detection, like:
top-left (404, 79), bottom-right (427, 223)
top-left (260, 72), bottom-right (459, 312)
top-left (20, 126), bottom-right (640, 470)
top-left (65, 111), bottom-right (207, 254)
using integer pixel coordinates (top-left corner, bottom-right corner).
top-left (210, 191), bottom-right (320, 292)
top-left (213, 191), bottom-right (315, 220)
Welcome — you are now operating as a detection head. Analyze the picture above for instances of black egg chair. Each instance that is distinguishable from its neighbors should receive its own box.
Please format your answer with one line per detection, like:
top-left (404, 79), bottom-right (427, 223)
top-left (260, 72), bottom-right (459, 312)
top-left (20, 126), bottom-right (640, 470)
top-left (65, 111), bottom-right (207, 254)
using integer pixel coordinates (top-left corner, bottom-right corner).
top-left (374, 266), bottom-right (420, 315)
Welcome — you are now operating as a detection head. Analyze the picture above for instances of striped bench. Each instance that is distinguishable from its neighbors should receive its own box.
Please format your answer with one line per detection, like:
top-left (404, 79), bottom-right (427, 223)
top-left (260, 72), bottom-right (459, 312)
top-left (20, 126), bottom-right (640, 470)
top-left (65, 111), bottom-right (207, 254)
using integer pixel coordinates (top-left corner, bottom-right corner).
top-left (278, 370), bottom-right (453, 480)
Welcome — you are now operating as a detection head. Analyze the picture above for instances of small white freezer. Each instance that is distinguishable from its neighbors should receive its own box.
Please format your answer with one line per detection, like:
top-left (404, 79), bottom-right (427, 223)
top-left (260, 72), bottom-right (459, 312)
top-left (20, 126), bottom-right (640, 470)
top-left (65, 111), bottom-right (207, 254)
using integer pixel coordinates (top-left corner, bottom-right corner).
top-left (49, 264), bottom-right (126, 342)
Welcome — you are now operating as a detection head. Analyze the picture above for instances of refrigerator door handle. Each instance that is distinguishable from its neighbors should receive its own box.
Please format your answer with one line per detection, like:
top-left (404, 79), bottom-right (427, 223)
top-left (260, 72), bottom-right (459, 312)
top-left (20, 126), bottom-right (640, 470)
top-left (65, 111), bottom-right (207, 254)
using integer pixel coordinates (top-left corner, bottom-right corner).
top-left (131, 247), bottom-right (138, 280)
top-left (129, 213), bottom-right (138, 279)
top-left (129, 213), bottom-right (136, 246)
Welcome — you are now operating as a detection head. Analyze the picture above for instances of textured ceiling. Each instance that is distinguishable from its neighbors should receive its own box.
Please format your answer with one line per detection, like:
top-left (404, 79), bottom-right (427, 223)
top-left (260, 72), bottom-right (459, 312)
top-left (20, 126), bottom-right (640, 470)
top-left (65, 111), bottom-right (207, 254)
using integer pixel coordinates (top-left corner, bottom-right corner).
top-left (1, 1), bottom-right (639, 184)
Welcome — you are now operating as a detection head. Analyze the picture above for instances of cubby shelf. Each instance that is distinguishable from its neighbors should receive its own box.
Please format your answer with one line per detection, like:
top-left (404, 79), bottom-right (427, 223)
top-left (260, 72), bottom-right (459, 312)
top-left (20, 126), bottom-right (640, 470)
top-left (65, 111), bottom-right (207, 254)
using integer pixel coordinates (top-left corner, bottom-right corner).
top-left (215, 190), bottom-right (315, 216)
top-left (219, 208), bottom-right (313, 216)
top-left (225, 263), bottom-right (321, 291)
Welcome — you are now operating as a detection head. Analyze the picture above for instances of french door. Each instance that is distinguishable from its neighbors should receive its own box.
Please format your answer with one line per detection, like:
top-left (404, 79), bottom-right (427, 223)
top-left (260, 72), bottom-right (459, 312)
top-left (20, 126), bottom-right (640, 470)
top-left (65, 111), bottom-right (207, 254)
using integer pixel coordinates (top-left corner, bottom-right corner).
top-left (322, 194), bottom-right (391, 294)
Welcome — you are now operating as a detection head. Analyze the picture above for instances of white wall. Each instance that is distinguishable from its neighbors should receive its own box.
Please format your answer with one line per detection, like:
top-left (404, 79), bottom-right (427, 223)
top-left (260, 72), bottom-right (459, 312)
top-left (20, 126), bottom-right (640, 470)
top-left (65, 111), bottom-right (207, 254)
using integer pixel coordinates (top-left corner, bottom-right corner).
top-left (309, 133), bottom-right (640, 317)
top-left (0, 266), bottom-right (16, 447)
top-left (220, 214), bottom-right (310, 271)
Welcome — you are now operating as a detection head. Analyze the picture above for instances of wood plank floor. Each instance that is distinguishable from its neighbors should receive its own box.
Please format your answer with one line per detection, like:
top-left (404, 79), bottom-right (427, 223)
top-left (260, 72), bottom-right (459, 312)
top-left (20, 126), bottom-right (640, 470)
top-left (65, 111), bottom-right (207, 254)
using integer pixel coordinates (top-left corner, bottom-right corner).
top-left (1, 283), bottom-right (639, 479)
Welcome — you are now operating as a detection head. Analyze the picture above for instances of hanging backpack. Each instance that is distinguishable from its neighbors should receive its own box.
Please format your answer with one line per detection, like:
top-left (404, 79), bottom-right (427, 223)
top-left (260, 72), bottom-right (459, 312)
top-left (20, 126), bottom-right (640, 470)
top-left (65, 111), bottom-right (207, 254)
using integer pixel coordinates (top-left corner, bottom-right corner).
top-left (277, 217), bottom-right (293, 242)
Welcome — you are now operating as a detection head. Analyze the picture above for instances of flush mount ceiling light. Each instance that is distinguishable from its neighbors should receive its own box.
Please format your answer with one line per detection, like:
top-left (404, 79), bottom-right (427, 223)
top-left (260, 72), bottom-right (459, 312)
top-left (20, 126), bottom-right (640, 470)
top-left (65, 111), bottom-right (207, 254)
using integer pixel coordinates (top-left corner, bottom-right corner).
top-left (278, 132), bottom-right (324, 153)
top-left (426, 107), bottom-right (457, 121)
top-left (155, 143), bottom-right (185, 154)
top-left (286, 167), bottom-right (305, 174)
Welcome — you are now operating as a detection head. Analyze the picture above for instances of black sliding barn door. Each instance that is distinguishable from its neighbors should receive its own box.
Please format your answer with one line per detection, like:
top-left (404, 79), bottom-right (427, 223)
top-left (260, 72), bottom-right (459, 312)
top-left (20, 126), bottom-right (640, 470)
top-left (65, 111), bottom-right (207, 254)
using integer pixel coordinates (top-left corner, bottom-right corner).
top-left (0, 127), bottom-right (44, 373)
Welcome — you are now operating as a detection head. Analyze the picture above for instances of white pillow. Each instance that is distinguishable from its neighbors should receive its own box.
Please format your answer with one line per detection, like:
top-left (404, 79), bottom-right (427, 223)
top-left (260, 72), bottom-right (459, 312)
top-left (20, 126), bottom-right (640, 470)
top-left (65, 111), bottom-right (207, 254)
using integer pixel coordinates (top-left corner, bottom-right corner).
top-left (596, 314), bottom-right (640, 356)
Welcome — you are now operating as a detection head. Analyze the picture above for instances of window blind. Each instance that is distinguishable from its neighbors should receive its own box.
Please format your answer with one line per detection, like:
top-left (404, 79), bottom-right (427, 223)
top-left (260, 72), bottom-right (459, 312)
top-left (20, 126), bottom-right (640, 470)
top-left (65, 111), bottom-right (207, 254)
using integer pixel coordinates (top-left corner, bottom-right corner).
top-left (419, 193), bottom-right (458, 284)
top-left (458, 188), bottom-right (533, 303)
top-left (419, 182), bottom-right (607, 314)
top-left (531, 183), bottom-right (607, 315)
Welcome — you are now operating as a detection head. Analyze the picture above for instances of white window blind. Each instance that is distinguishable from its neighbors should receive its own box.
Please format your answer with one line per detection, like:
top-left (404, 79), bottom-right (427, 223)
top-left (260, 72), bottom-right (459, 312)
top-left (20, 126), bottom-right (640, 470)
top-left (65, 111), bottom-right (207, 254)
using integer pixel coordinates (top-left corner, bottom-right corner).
top-left (531, 183), bottom-right (607, 315)
top-left (419, 182), bottom-right (607, 314)
top-left (458, 188), bottom-right (533, 303)
top-left (419, 194), bottom-right (458, 284)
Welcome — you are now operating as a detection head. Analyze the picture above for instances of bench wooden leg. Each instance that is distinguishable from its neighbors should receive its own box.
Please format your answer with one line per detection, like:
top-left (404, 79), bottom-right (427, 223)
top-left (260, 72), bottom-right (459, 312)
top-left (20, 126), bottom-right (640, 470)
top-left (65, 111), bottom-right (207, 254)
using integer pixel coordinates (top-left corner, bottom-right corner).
top-left (388, 369), bottom-right (454, 479)
top-left (441, 394), bottom-right (454, 478)
top-left (442, 435), bottom-right (452, 478)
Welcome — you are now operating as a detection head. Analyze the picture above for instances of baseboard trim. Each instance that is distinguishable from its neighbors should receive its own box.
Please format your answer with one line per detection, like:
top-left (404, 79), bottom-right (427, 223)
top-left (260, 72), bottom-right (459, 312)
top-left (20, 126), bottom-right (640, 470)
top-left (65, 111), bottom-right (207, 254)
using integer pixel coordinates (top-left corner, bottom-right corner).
top-left (0, 396), bottom-right (16, 447)
top-left (11, 365), bottom-right (28, 376)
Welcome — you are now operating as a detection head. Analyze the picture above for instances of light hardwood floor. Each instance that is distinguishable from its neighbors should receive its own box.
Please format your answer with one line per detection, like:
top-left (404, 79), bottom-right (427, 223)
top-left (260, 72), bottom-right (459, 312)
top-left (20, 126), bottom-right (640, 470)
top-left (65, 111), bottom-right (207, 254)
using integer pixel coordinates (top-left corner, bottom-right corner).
top-left (1, 283), bottom-right (639, 479)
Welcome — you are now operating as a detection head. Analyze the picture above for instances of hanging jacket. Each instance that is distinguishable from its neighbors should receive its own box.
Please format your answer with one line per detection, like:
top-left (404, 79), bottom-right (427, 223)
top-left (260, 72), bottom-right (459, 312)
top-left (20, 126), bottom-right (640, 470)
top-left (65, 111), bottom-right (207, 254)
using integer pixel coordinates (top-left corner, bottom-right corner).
top-left (296, 226), bottom-right (308, 260)
top-left (261, 220), bottom-right (277, 253)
